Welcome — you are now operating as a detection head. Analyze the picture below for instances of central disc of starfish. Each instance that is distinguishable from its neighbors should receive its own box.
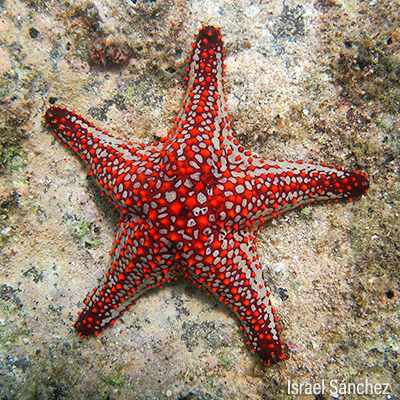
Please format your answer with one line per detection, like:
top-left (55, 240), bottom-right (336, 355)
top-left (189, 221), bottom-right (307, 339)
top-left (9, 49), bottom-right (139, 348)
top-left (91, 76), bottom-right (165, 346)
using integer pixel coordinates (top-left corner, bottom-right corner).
top-left (45, 25), bottom-right (369, 365)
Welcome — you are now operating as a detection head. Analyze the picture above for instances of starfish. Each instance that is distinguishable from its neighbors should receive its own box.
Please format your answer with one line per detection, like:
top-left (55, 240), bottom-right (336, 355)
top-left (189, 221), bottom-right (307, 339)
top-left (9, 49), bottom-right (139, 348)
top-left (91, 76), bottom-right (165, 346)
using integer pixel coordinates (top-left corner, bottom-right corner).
top-left (44, 25), bottom-right (369, 365)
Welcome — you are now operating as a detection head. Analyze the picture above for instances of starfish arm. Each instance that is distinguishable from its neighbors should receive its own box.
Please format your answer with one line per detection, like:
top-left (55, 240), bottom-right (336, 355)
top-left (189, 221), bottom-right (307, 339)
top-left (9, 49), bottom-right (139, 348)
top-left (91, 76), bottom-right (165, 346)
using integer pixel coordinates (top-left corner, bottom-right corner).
top-left (218, 158), bottom-right (370, 227)
top-left (164, 25), bottom-right (236, 167)
top-left (185, 229), bottom-right (285, 364)
top-left (45, 106), bottom-right (167, 213)
top-left (74, 217), bottom-right (177, 337)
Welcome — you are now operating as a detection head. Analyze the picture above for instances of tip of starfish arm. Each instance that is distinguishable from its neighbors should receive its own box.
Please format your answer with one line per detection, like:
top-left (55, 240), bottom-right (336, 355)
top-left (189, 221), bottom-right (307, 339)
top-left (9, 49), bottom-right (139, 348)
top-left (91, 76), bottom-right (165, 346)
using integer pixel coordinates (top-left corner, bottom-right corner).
top-left (74, 308), bottom-right (104, 337)
top-left (257, 342), bottom-right (286, 365)
top-left (197, 25), bottom-right (222, 43)
top-left (345, 170), bottom-right (370, 199)
top-left (44, 105), bottom-right (67, 129)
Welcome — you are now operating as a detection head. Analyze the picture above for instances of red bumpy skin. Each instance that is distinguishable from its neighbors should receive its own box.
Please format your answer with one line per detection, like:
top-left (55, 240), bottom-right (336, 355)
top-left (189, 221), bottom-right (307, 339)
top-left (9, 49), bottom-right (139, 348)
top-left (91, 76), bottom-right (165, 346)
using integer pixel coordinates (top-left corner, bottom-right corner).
top-left (45, 25), bottom-right (369, 365)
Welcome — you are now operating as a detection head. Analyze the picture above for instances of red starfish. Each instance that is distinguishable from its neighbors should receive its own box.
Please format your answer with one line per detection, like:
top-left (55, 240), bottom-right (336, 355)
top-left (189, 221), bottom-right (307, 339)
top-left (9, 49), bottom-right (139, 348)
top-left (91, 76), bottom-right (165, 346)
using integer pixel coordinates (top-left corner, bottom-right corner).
top-left (44, 26), bottom-right (369, 365)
